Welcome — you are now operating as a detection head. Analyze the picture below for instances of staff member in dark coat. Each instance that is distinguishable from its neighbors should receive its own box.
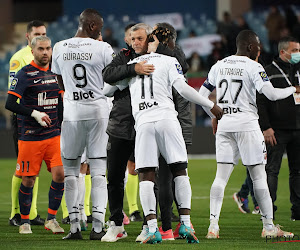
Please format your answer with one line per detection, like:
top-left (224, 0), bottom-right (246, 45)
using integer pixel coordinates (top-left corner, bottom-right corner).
top-left (257, 36), bottom-right (300, 220)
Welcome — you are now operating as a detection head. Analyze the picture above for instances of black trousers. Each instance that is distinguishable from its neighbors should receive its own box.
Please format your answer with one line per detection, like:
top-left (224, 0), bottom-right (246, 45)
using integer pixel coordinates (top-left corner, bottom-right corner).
top-left (266, 129), bottom-right (300, 218)
top-left (157, 155), bottom-right (176, 231)
top-left (107, 135), bottom-right (135, 226)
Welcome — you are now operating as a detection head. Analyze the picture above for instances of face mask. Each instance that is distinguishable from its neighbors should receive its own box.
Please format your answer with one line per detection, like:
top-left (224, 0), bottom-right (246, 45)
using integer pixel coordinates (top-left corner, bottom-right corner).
top-left (284, 51), bottom-right (300, 64)
top-left (290, 52), bottom-right (300, 64)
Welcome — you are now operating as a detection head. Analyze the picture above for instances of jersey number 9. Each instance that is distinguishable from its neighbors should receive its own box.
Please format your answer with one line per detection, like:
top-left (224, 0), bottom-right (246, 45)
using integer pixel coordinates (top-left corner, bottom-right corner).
top-left (73, 64), bottom-right (87, 88)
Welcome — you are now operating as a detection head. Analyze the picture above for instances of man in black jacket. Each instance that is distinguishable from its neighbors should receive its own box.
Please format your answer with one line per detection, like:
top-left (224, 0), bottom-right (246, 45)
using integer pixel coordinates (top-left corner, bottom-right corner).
top-left (101, 23), bottom-right (191, 242)
top-left (257, 36), bottom-right (300, 220)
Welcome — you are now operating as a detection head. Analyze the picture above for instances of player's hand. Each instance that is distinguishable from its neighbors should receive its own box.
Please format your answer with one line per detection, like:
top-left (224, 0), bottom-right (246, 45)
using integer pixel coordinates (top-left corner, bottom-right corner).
top-left (295, 86), bottom-right (300, 93)
top-left (134, 61), bottom-right (155, 75)
top-left (147, 35), bottom-right (159, 53)
top-left (31, 110), bottom-right (51, 127)
top-left (211, 118), bottom-right (218, 135)
top-left (210, 104), bottom-right (223, 120)
top-left (263, 128), bottom-right (277, 146)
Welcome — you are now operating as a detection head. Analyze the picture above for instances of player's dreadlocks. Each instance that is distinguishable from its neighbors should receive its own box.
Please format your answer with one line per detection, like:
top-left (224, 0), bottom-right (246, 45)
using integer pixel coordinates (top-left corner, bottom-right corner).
top-left (149, 27), bottom-right (173, 45)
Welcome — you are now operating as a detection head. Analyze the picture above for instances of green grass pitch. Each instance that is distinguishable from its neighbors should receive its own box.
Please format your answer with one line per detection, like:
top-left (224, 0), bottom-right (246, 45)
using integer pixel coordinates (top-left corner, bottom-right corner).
top-left (0, 158), bottom-right (299, 249)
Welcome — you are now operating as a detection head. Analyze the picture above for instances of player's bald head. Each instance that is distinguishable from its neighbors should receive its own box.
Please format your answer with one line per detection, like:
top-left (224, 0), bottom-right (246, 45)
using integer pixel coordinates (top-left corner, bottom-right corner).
top-left (79, 8), bottom-right (103, 27)
top-left (236, 30), bottom-right (260, 60)
top-left (236, 30), bottom-right (258, 49)
top-left (78, 8), bottom-right (103, 40)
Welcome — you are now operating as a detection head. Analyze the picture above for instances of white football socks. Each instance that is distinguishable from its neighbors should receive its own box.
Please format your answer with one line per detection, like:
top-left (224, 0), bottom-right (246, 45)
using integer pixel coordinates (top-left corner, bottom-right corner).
top-left (91, 175), bottom-right (107, 233)
top-left (78, 173), bottom-right (87, 222)
top-left (147, 218), bottom-right (158, 234)
top-left (64, 176), bottom-right (80, 233)
top-left (139, 180), bottom-right (156, 216)
top-left (209, 163), bottom-right (234, 221)
top-left (247, 164), bottom-right (274, 229)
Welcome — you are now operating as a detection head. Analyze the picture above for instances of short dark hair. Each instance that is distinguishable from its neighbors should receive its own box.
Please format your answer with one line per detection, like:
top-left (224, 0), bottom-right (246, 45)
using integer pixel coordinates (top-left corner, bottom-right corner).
top-left (79, 8), bottom-right (103, 25)
top-left (27, 20), bottom-right (45, 33)
top-left (155, 22), bottom-right (177, 41)
top-left (125, 23), bottom-right (136, 32)
top-left (236, 29), bottom-right (257, 48)
top-left (278, 36), bottom-right (299, 52)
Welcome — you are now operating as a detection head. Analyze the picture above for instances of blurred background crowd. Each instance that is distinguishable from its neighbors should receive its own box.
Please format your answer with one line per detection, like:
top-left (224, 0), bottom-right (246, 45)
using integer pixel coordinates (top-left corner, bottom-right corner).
top-left (0, 0), bottom-right (299, 130)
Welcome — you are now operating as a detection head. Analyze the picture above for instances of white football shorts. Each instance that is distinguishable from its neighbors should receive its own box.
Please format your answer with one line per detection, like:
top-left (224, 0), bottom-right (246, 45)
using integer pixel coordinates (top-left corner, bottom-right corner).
top-left (216, 130), bottom-right (267, 166)
top-left (61, 119), bottom-right (108, 160)
top-left (135, 119), bottom-right (187, 170)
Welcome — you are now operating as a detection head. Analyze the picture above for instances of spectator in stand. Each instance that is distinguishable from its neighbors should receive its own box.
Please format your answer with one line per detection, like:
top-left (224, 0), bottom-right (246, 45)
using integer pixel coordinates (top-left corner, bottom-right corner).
top-left (206, 41), bottom-right (227, 69)
top-left (103, 27), bottom-right (119, 49)
top-left (265, 6), bottom-right (285, 56)
top-left (292, 15), bottom-right (300, 43)
top-left (187, 52), bottom-right (202, 73)
top-left (217, 11), bottom-right (237, 55)
top-left (235, 16), bottom-right (250, 33)
top-left (283, 5), bottom-right (297, 35)
top-left (188, 30), bottom-right (197, 38)
top-left (258, 43), bottom-right (274, 68)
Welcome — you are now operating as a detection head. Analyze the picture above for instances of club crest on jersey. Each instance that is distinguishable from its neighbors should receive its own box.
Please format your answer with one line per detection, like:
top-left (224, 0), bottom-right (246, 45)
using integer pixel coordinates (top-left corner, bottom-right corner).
top-left (259, 71), bottom-right (269, 82)
top-left (10, 78), bottom-right (18, 90)
top-left (175, 64), bottom-right (183, 74)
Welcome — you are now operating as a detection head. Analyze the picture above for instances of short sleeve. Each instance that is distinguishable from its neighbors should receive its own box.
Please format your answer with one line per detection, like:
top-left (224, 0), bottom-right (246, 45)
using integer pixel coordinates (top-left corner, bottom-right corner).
top-left (8, 57), bottom-right (24, 89)
top-left (51, 43), bottom-right (61, 75)
top-left (168, 57), bottom-right (185, 85)
top-left (206, 63), bottom-right (218, 87)
top-left (249, 62), bottom-right (271, 93)
top-left (102, 42), bottom-right (116, 67)
top-left (7, 69), bottom-right (28, 99)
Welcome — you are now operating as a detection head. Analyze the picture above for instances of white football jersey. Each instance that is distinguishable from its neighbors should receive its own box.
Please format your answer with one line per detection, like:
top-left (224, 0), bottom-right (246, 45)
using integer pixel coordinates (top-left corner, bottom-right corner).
top-left (206, 55), bottom-right (270, 132)
top-left (127, 53), bottom-right (185, 129)
top-left (51, 37), bottom-right (115, 121)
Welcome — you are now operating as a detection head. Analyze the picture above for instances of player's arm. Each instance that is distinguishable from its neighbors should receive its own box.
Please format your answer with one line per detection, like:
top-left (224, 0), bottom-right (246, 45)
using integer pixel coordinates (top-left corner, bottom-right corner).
top-left (5, 94), bottom-right (51, 127)
top-left (103, 83), bottom-right (119, 97)
top-left (8, 57), bottom-right (23, 89)
top-left (257, 86), bottom-right (277, 145)
top-left (173, 78), bottom-right (223, 120)
top-left (260, 83), bottom-right (297, 101)
top-left (103, 78), bottom-right (129, 97)
top-left (57, 75), bottom-right (65, 91)
top-left (103, 51), bottom-right (137, 84)
top-left (253, 64), bottom-right (299, 101)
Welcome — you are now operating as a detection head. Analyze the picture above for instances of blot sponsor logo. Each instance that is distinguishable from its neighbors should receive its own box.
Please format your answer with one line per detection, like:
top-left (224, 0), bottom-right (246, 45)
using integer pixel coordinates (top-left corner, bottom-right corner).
top-left (139, 101), bottom-right (158, 110)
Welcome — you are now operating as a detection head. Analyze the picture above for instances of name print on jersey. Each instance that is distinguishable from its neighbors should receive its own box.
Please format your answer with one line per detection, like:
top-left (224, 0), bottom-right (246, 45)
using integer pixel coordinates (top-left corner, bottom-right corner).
top-left (63, 53), bottom-right (93, 61)
top-left (220, 68), bottom-right (244, 76)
